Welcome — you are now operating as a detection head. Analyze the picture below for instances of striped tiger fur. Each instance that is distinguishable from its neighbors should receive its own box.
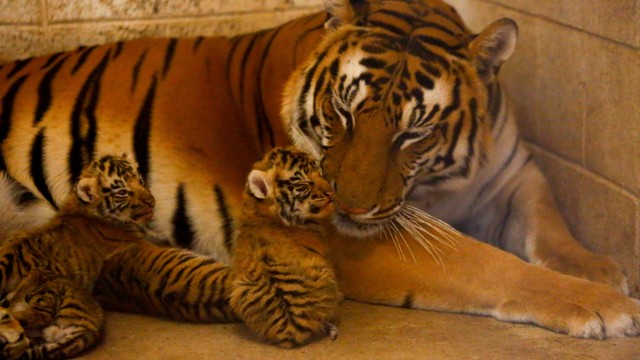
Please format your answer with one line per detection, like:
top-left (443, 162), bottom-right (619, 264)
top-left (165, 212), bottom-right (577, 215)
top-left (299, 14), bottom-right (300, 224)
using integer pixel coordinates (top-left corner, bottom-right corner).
top-left (0, 154), bottom-right (154, 359)
top-left (230, 147), bottom-right (339, 348)
top-left (0, 0), bottom-right (639, 340)
top-left (95, 243), bottom-right (236, 323)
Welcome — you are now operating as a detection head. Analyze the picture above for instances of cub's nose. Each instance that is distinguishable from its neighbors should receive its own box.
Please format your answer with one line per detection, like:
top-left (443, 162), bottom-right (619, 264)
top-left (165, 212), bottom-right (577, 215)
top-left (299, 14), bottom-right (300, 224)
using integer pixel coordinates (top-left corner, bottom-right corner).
top-left (141, 191), bottom-right (155, 208)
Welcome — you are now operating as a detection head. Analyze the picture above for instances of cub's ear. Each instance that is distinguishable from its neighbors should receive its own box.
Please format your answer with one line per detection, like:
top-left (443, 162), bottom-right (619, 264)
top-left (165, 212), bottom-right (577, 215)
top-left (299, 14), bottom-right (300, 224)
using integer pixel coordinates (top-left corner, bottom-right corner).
top-left (247, 170), bottom-right (272, 199)
top-left (76, 177), bottom-right (99, 204)
top-left (323, 0), bottom-right (369, 31)
top-left (468, 18), bottom-right (518, 84)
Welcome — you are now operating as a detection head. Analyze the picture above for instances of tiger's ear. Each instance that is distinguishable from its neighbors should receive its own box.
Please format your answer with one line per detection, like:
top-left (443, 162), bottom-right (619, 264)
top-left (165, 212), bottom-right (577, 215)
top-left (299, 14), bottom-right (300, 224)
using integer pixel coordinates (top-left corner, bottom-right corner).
top-left (76, 177), bottom-right (99, 204)
top-left (468, 18), bottom-right (518, 84)
top-left (247, 170), bottom-right (273, 199)
top-left (323, 0), bottom-right (369, 31)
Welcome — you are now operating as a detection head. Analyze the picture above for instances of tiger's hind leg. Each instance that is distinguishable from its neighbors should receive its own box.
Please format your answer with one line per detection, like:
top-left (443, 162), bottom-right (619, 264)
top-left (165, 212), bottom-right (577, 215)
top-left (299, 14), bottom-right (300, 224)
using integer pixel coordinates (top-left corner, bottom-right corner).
top-left (0, 173), bottom-right (56, 242)
top-left (9, 276), bottom-right (103, 360)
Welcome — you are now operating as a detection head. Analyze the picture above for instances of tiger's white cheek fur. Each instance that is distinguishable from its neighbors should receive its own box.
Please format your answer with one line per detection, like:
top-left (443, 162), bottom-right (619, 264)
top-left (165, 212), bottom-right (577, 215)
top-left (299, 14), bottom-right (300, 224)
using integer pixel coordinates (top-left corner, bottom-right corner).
top-left (396, 78), bottom-right (452, 138)
top-left (426, 76), bottom-right (452, 109)
top-left (340, 50), bottom-right (369, 116)
top-left (297, 50), bottom-right (371, 156)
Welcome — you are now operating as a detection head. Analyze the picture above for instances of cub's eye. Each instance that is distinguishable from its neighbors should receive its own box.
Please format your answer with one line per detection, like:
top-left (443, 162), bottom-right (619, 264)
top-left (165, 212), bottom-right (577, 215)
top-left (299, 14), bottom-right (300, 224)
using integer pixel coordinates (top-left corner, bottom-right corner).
top-left (293, 182), bottom-right (311, 192)
top-left (114, 189), bottom-right (128, 197)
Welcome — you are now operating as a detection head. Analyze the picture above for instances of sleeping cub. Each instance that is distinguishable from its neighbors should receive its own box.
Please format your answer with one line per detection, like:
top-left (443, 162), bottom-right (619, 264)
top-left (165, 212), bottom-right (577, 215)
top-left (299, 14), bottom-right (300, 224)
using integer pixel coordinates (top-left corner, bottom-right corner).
top-left (0, 154), bottom-right (153, 360)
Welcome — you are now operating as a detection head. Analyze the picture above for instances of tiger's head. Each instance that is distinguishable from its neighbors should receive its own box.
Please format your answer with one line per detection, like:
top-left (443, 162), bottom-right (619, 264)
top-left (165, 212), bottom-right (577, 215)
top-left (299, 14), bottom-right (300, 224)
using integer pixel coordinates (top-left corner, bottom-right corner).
top-left (245, 147), bottom-right (335, 226)
top-left (71, 154), bottom-right (155, 226)
top-left (282, 0), bottom-right (517, 236)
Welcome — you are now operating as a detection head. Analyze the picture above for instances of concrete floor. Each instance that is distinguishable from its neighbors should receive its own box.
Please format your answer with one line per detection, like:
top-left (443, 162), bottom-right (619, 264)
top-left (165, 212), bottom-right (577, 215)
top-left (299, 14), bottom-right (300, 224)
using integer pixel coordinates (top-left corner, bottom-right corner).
top-left (79, 301), bottom-right (640, 360)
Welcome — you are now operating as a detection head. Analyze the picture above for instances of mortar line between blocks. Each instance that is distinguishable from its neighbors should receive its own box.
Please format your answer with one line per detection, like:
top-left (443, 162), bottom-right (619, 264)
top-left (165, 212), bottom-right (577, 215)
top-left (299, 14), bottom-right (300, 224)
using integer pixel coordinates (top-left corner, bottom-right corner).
top-left (41, 0), bottom-right (48, 27)
top-left (0, 7), bottom-right (320, 31)
top-left (580, 34), bottom-right (587, 169)
top-left (39, 6), bottom-right (323, 26)
top-left (527, 142), bottom-right (638, 201)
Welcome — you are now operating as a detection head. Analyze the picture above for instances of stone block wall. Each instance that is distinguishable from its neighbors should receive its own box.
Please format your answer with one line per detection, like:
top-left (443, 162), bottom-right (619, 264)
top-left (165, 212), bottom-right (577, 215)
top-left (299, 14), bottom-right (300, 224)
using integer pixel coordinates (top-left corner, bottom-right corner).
top-left (1, 1), bottom-right (638, 294)
top-left (0, 0), bottom-right (323, 63)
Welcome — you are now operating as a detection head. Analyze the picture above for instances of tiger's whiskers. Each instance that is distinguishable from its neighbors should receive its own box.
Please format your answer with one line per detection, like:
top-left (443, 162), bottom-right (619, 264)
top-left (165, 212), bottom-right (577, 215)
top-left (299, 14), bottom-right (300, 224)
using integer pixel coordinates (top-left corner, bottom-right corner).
top-left (382, 204), bottom-right (463, 267)
top-left (390, 219), bottom-right (417, 264)
top-left (378, 222), bottom-right (406, 262)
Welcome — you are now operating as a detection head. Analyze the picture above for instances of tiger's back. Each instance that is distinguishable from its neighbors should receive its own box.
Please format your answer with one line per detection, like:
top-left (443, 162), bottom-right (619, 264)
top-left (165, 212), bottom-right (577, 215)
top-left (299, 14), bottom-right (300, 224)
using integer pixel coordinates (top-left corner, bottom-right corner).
top-left (0, 15), bottom-right (327, 260)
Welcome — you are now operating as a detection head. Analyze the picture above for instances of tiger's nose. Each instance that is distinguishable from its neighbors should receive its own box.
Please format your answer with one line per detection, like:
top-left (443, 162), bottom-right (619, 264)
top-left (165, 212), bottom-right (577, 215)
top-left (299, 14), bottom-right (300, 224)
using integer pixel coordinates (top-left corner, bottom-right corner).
top-left (335, 198), bottom-right (369, 215)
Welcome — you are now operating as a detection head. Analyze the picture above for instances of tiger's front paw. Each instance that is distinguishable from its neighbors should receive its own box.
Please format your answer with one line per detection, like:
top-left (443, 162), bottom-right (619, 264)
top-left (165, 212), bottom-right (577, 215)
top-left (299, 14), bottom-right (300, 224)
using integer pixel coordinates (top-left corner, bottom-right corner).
top-left (497, 273), bottom-right (640, 339)
top-left (0, 308), bottom-right (30, 360)
top-left (539, 252), bottom-right (628, 294)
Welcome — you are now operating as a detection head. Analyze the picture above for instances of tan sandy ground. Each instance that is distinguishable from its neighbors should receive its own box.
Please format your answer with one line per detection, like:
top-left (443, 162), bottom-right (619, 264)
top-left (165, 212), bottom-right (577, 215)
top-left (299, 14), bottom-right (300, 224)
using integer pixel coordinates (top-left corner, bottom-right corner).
top-left (78, 300), bottom-right (640, 359)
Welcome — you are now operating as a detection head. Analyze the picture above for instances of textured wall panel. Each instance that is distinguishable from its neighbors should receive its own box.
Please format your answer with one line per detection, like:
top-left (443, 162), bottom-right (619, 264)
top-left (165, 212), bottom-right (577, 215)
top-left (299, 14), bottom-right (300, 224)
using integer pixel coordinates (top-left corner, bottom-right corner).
top-left (533, 146), bottom-right (639, 295)
top-left (46, 0), bottom-right (305, 22)
top-left (483, 0), bottom-right (640, 48)
top-left (0, 0), bottom-right (41, 24)
top-left (0, 8), bottom-right (320, 63)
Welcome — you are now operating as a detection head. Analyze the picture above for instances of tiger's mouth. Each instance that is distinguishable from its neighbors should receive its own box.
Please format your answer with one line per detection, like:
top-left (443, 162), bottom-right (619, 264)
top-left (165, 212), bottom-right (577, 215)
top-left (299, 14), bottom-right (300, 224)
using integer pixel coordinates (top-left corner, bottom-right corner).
top-left (331, 200), bottom-right (405, 237)
top-left (332, 211), bottom-right (390, 237)
top-left (132, 208), bottom-right (154, 223)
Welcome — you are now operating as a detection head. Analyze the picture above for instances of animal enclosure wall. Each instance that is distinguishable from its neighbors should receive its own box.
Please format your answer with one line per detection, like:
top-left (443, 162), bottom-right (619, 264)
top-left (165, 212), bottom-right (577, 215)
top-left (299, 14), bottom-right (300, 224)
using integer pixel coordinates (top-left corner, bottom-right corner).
top-left (0, 0), bottom-right (323, 63)
top-left (1, 0), bottom-right (639, 295)
top-left (447, 0), bottom-right (640, 296)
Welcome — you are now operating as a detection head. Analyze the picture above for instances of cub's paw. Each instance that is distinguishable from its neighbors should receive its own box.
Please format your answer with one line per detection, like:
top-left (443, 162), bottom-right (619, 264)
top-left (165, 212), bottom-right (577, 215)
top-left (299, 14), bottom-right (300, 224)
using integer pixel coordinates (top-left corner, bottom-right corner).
top-left (539, 252), bottom-right (628, 294)
top-left (497, 275), bottom-right (640, 339)
top-left (325, 322), bottom-right (338, 341)
top-left (0, 308), bottom-right (30, 360)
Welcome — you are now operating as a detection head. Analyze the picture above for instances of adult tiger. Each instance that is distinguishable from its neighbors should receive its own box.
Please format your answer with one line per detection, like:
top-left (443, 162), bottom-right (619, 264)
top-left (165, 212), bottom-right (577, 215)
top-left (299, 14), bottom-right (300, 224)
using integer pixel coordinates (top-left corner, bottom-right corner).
top-left (0, 0), bottom-right (638, 339)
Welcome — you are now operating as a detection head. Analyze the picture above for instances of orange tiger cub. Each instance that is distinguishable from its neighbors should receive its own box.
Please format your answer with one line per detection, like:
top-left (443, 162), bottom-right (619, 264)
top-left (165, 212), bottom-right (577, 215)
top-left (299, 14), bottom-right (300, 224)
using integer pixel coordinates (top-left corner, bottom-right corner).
top-left (230, 147), bottom-right (340, 348)
top-left (0, 154), bottom-right (154, 360)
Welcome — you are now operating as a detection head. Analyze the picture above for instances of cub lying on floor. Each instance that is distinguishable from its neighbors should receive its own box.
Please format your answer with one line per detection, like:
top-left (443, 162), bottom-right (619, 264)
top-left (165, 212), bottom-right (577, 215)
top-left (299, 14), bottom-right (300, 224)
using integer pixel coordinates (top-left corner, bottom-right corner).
top-left (0, 154), bottom-right (154, 360)
top-left (230, 147), bottom-right (340, 348)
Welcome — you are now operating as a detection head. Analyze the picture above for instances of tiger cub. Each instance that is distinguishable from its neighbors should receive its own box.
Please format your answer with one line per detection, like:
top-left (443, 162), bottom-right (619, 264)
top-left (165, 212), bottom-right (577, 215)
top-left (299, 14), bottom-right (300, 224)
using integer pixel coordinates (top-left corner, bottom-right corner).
top-left (0, 154), bottom-right (154, 360)
top-left (230, 147), bottom-right (340, 348)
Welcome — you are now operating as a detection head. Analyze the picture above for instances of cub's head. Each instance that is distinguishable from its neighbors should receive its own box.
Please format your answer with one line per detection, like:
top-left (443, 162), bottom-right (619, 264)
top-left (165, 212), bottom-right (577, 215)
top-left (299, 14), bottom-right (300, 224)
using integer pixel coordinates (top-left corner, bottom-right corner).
top-left (73, 154), bottom-right (155, 226)
top-left (282, 0), bottom-right (517, 236)
top-left (246, 147), bottom-right (335, 226)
